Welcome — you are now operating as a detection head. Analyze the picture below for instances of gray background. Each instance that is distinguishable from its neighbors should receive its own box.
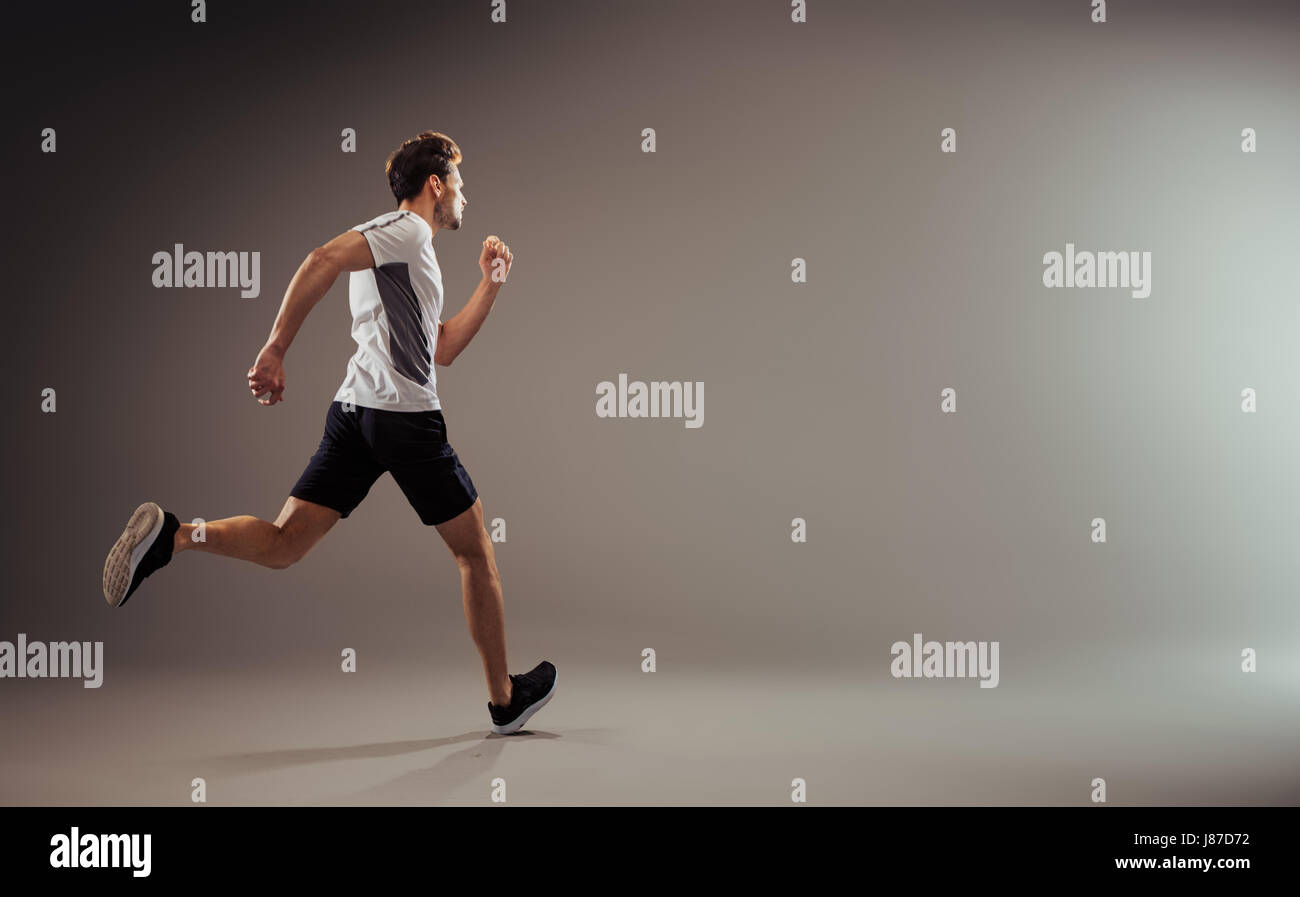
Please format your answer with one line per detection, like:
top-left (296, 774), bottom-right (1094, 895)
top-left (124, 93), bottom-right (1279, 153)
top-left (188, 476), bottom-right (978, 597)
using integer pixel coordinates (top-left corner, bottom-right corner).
top-left (1, 0), bottom-right (1297, 805)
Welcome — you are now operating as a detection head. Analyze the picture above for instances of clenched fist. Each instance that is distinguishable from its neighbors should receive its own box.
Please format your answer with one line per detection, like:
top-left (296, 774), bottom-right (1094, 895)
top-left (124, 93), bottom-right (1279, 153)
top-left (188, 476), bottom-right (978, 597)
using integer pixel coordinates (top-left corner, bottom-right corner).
top-left (247, 344), bottom-right (286, 406)
top-left (479, 235), bottom-right (513, 283)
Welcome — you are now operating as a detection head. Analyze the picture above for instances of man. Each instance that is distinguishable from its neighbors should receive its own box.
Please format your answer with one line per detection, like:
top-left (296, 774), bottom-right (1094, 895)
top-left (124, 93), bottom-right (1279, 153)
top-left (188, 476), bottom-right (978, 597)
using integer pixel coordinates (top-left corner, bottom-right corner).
top-left (101, 131), bottom-right (556, 736)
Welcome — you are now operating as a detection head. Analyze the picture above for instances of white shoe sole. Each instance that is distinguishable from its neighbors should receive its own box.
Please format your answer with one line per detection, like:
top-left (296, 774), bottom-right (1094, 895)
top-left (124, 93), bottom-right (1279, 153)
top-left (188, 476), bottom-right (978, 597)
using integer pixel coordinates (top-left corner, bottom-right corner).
top-left (491, 670), bottom-right (558, 735)
top-left (103, 502), bottom-right (165, 607)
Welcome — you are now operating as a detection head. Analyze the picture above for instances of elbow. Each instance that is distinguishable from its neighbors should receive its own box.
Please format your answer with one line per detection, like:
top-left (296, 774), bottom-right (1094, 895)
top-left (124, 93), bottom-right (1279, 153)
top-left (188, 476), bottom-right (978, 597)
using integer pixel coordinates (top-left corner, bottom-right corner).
top-left (434, 330), bottom-right (455, 366)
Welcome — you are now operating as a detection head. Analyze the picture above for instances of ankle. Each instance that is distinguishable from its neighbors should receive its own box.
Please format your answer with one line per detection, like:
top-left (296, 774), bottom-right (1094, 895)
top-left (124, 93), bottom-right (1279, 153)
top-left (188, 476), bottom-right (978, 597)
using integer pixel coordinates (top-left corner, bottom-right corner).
top-left (173, 524), bottom-right (193, 554)
top-left (493, 681), bottom-right (513, 708)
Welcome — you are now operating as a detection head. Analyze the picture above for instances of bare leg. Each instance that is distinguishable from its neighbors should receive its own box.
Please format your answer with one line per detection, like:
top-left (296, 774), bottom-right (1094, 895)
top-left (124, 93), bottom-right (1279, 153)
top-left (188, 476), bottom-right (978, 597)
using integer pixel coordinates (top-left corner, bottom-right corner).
top-left (173, 497), bottom-right (341, 569)
top-left (435, 497), bottom-right (511, 707)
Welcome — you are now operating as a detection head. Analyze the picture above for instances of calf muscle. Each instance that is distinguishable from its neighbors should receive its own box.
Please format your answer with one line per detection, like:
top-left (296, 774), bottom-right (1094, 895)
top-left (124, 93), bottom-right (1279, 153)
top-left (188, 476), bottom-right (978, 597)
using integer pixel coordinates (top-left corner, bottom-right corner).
top-left (174, 497), bottom-right (341, 569)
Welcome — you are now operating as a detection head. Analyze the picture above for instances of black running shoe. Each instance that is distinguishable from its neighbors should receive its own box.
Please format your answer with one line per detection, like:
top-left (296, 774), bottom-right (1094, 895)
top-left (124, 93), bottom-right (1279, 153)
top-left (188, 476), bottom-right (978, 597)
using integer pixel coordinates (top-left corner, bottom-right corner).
top-left (103, 502), bottom-right (181, 608)
top-left (488, 661), bottom-right (558, 735)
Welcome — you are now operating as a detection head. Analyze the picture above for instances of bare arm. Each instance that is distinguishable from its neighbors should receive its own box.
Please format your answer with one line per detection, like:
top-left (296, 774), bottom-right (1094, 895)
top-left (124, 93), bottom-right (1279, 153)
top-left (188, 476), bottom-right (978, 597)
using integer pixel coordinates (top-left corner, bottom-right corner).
top-left (436, 235), bottom-right (513, 367)
top-left (247, 230), bottom-right (376, 405)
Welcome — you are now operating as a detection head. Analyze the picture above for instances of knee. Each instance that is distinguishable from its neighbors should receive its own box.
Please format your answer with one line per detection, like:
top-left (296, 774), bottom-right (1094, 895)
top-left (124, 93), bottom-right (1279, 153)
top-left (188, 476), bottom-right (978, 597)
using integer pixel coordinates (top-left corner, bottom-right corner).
top-left (265, 552), bottom-right (298, 570)
top-left (453, 539), bottom-right (495, 573)
top-left (266, 527), bottom-right (309, 570)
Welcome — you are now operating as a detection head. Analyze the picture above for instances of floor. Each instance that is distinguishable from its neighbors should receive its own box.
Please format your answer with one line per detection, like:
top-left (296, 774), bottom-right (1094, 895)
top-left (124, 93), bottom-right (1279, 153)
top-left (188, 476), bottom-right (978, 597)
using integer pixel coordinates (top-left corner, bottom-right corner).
top-left (5, 644), bottom-right (1297, 806)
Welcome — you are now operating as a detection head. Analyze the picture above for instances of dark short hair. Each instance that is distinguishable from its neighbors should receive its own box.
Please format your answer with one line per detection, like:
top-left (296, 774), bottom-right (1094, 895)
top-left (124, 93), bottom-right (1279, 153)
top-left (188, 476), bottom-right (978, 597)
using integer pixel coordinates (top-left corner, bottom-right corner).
top-left (385, 131), bottom-right (462, 202)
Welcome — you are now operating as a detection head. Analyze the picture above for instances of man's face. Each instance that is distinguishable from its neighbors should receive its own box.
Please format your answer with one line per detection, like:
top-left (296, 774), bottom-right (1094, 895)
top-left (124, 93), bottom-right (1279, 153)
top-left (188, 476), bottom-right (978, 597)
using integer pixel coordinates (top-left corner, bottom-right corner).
top-left (434, 166), bottom-right (466, 230)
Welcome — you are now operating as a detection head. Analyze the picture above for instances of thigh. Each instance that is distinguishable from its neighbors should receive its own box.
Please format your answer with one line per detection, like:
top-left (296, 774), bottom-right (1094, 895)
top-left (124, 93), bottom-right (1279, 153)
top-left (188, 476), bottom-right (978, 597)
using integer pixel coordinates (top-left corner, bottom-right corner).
top-left (389, 447), bottom-right (480, 527)
top-left (375, 410), bottom-right (480, 527)
top-left (272, 496), bottom-right (343, 554)
top-left (289, 401), bottom-right (386, 519)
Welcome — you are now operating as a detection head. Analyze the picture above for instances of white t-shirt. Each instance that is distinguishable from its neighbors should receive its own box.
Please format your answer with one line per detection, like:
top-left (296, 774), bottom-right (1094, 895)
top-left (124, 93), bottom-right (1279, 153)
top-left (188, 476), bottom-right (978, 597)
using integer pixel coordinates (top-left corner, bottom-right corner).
top-left (333, 209), bottom-right (445, 411)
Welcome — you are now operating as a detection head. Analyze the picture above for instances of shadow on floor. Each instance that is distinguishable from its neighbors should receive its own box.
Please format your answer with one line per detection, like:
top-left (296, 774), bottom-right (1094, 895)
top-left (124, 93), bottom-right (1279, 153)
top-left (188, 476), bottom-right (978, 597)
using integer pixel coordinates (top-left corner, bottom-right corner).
top-left (195, 727), bottom-right (622, 803)
top-left (330, 729), bottom-right (564, 804)
top-left (199, 734), bottom-right (487, 775)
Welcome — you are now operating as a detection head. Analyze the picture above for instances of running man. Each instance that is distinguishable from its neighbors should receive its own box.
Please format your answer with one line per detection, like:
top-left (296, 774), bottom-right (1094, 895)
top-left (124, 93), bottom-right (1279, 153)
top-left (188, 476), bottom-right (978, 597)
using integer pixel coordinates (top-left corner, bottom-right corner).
top-left (102, 131), bottom-right (556, 735)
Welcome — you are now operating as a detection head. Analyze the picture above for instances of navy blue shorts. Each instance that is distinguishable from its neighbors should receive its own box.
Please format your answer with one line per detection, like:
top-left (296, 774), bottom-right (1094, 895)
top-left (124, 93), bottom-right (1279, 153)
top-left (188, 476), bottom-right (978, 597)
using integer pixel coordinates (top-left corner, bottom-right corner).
top-left (290, 401), bottom-right (478, 526)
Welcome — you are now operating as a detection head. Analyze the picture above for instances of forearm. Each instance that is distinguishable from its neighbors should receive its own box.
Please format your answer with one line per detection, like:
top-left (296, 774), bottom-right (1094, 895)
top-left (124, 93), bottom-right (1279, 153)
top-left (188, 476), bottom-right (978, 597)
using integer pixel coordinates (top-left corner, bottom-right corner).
top-left (438, 276), bottom-right (501, 365)
top-left (263, 251), bottom-right (339, 355)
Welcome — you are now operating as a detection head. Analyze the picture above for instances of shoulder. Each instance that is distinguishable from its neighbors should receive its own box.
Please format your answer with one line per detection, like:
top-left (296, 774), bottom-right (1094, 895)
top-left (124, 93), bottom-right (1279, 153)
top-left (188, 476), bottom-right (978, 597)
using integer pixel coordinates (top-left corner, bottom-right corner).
top-left (353, 209), bottom-right (417, 235)
top-left (351, 210), bottom-right (432, 264)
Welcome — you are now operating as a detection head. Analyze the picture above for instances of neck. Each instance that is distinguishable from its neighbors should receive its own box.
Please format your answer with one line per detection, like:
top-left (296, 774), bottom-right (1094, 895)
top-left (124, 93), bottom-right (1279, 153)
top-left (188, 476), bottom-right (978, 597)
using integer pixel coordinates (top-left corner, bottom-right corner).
top-left (397, 198), bottom-right (438, 238)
